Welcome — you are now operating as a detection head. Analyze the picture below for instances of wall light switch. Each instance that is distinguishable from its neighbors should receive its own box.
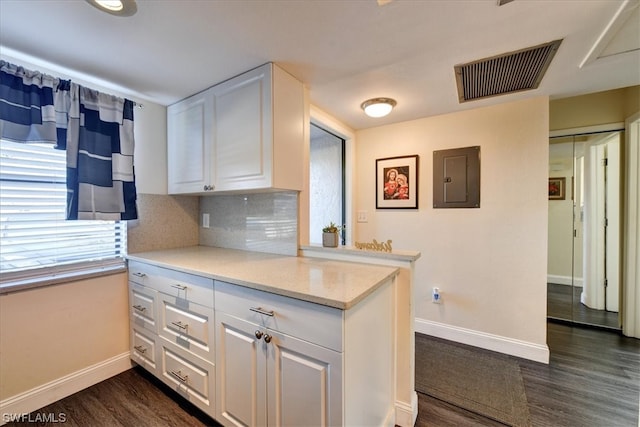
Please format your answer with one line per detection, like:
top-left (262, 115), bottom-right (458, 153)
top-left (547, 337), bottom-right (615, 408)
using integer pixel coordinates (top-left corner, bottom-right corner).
top-left (202, 213), bottom-right (210, 228)
top-left (357, 210), bottom-right (368, 223)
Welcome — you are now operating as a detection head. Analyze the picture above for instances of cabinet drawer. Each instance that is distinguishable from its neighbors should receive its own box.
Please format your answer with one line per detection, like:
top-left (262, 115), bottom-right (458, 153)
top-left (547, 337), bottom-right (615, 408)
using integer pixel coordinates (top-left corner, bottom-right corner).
top-left (129, 284), bottom-right (158, 334)
top-left (160, 339), bottom-right (215, 416)
top-left (159, 293), bottom-right (215, 362)
top-left (215, 281), bottom-right (343, 352)
top-left (130, 326), bottom-right (158, 374)
top-left (128, 261), bottom-right (214, 308)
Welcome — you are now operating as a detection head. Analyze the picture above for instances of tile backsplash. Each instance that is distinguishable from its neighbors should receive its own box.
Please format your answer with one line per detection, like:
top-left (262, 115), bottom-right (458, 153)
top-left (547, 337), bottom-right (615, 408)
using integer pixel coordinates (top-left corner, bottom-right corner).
top-left (128, 193), bottom-right (199, 254)
top-left (199, 192), bottom-right (299, 256)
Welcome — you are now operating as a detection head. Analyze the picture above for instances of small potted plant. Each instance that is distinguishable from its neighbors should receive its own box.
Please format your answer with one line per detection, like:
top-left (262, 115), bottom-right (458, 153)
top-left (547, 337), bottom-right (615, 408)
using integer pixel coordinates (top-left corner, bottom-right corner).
top-left (322, 222), bottom-right (343, 248)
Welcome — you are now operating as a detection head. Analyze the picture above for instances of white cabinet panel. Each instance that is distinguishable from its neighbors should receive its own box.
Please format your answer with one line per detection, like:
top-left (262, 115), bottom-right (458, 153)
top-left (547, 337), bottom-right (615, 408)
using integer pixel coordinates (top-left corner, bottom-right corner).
top-left (167, 90), bottom-right (213, 194)
top-left (215, 280), bottom-right (343, 352)
top-left (159, 294), bottom-right (215, 363)
top-left (129, 283), bottom-right (158, 334)
top-left (159, 339), bottom-right (215, 415)
top-left (131, 326), bottom-right (158, 374)
top-left (268, 330), bottom-right (342, 427)
top-left (216, 312), bottom-right (267, 427)
top-left (213, 68), bottom-right (271, 191)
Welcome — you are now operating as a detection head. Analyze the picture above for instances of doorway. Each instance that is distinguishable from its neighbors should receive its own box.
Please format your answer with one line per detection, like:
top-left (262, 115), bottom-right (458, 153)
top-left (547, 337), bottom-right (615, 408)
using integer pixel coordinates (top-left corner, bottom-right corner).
top-left (547, 129), bottom-right (623, 329)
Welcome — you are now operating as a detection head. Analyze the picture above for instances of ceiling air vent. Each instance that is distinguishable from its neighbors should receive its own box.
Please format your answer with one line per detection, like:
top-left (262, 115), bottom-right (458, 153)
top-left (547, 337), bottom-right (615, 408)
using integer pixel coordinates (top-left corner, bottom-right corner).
top-left (454, 39), bottom-right (562, 103)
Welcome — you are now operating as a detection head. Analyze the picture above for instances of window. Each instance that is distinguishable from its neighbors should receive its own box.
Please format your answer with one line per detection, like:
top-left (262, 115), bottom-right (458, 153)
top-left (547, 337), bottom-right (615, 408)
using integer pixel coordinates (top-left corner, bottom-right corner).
top-left (0, 140), bottom-right (127, 285)
top-left (309, 123), bottom-right (345, 245)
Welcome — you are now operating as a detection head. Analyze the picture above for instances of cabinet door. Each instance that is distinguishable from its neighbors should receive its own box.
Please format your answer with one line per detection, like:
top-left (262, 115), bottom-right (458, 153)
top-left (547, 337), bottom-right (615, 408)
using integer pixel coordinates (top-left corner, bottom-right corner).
top-left (167, 89), bottom-right (214, 194)
top-left (212, 64), bottom-right (272, 192)
top-left (216, 312), bottom-right (267, 427)
top-left (267, 330), bottom-right (343, 427)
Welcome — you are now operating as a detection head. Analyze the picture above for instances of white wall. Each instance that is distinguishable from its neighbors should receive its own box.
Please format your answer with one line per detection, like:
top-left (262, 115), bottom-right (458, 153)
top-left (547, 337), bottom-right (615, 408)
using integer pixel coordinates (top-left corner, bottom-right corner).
top-left (355, 97), bottom-right (549, 361)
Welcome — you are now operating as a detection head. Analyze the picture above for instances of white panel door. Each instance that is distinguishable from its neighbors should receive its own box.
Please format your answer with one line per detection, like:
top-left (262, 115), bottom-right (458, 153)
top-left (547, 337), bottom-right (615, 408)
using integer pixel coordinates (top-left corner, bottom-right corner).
top-left (267, 330), bottom-right (342, 427)
top-left (212, 64), bottom-right (273, 192)
top-left (167, 90), bottom-right (213, 194)
top-left (216, 312), bottom-right (267, 427)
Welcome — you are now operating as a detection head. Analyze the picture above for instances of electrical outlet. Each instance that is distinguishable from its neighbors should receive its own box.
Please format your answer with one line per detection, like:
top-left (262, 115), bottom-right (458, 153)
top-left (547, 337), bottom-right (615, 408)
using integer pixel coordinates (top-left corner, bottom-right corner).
top-left (432, 287), bottom-right (441, 304)
top-left (202, 213), bottom-right (210, 228)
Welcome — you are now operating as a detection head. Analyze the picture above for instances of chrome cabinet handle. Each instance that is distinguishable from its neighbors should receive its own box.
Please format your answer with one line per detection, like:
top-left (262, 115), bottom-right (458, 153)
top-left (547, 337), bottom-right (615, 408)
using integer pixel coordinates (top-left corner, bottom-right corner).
top-left (132, 272), bottom-right (146, 278)
top-left (255, 330), bottom-right (264, 339)
top-left (170, 370), bottom-right (188, 383)
top-left (250, 307), bottom-right (274, 317)
top-left (171, 284), bottom-right (187, 291)
top-left (134, 345), bottom-right (147, 354)
top-left (132, 304), bottom-right (146, 312)
top-left (171, 321), bottom-right (188, 330)
top-left (263, 334), bottom-right (272, 344)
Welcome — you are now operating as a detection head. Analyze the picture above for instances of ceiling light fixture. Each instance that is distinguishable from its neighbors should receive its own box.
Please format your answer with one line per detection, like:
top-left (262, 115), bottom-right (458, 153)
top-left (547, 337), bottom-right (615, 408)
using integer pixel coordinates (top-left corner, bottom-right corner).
top-left (360, 98), bottom-right (397, 118)
top-left (85, 0), bottom-right (137, 16)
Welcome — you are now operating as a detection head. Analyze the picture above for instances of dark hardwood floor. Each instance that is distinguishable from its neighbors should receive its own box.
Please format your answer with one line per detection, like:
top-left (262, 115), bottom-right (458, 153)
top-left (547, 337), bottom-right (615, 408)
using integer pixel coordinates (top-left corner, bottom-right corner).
top-left (547, 283), bottom-right (620, 329)
top-left (6, 322), bottom-right (639, 427)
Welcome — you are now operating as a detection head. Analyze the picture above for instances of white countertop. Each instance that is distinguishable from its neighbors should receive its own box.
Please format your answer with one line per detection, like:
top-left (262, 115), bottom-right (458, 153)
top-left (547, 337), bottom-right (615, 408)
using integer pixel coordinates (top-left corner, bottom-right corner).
top-left (127, 246), bottom-right (399, 310)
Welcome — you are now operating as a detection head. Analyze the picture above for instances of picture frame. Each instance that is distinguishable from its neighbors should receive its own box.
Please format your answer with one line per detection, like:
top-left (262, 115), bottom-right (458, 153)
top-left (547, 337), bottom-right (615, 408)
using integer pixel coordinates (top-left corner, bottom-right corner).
top-left (376, 155), bottom-right (419, 209)
top-left (548, 177), bottom-right (565, 200)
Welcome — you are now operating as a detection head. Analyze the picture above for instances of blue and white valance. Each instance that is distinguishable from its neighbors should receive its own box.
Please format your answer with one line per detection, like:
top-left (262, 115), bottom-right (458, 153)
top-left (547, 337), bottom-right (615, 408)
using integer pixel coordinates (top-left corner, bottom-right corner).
top-left (0, 61), bottom-right (59, 145)
top-left (0, 60), bottom-right (138, 220)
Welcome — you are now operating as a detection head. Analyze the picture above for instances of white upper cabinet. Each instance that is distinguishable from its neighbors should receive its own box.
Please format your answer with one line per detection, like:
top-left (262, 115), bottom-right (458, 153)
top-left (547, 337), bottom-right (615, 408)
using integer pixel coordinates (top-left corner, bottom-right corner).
top-left (167, 63), bottom-right (305, 195)
top-left (167, 89), bottom-right (213, 194)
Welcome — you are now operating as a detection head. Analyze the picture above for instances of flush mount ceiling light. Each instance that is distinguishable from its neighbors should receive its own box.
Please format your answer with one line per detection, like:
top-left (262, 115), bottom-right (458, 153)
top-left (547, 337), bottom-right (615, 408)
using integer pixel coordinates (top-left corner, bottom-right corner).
top-left (85, 0), bottom-right (137, 16)
top-left (360, 98), bottom-right (397, 118)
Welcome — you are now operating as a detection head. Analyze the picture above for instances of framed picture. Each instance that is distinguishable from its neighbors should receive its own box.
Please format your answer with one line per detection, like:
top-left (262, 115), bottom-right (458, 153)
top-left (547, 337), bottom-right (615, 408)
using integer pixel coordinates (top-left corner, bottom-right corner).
top-left (376, 155), bottom-right (419, 209)
top-left (548, 177), bottom-right (565, 200)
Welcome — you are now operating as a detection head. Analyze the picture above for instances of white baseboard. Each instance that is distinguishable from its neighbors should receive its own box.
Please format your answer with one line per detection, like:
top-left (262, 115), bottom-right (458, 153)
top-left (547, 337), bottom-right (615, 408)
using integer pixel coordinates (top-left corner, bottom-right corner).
top-left (0, 352), bottom-right (132, 425)
top-left (547, 274), bottom-right (583, 287)
top-left (415, 318), bottom-right (550, 364)
top-left (395, 391), bottom-right (418, 427)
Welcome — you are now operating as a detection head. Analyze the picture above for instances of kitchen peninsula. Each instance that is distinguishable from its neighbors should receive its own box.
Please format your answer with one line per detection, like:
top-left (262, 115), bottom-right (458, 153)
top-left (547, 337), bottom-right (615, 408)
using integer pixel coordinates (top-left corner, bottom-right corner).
top-left (126, 245), bottom-right (407, 426)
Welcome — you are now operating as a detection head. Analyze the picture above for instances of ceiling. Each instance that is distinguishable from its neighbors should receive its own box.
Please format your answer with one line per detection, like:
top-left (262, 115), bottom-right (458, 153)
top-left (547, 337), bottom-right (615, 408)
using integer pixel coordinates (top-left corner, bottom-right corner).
top-left (1, 0), bottom-right (638, 130)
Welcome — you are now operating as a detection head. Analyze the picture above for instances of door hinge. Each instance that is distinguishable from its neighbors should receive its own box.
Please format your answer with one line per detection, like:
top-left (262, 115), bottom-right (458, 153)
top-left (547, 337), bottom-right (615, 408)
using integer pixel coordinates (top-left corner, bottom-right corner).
top-left (602, 158), bottom-right (608, 166)
top-left (604, 279), bottom-right (608, 288)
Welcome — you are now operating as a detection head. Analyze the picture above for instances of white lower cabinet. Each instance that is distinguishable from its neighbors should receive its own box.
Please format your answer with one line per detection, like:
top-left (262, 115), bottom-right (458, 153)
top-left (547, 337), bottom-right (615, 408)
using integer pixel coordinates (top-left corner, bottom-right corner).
top-left (215, 279), bottom-right (394, 427)
top-left (216, 312), bottom-right (342, 427)
top-left (128, 261), bottom-right (216, 419)
top-left (129, 261), bottom-right (395, 427)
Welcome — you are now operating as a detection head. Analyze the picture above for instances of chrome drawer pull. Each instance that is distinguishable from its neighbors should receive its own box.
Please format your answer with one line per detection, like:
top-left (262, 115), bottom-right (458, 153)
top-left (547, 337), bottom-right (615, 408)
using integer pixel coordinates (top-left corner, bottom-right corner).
top-left (134, 345), bottom-right (147, 354)
top-left (132, 272), bottom-right (146, 278)
top-left (250, 307), bottom-right (274, 317)
top-left (132, 304), bottom-right (146, 312)
top-left (171, 284), bottom-right (187, 291)
top-left (171, 320), bottom-right (188, 330)
top-left (170, 370), bottom-right (188, 383)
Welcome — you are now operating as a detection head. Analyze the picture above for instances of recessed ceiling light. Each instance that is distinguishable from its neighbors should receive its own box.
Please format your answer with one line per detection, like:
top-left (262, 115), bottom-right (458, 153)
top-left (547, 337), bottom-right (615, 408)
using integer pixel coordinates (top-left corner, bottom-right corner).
top-left (360, 98), bottom-right (397, 118)
top-left (85, 0), bottom-right (137, 16)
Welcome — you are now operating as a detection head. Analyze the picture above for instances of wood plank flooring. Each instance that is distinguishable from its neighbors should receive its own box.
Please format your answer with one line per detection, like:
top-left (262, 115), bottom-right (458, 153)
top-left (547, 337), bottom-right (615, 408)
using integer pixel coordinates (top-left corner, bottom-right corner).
top-left (547, 283), bottom-right (620, 329)
top-left (5, 322), bottom-right (639, 427)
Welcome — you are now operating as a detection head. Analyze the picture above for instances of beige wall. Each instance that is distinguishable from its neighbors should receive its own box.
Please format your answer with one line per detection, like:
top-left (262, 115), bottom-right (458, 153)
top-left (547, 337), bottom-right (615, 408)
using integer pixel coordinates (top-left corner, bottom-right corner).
top-left (355, 97), bottom-right (549, 348)
top-left (0, 273), bottom-right (129, 399)
top-left (550, 85), bottom-right (640, 131)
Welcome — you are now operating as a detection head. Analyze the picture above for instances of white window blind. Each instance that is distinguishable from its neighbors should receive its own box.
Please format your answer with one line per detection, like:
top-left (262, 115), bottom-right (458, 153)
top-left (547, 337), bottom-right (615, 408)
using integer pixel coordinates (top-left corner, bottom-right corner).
top-left (0, 140), bottom-right (126, 285)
